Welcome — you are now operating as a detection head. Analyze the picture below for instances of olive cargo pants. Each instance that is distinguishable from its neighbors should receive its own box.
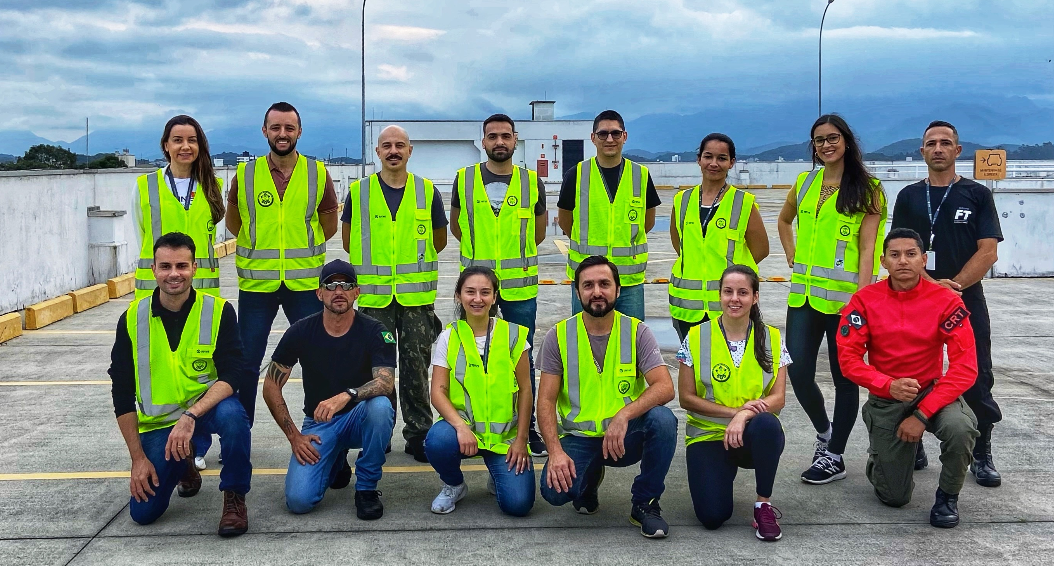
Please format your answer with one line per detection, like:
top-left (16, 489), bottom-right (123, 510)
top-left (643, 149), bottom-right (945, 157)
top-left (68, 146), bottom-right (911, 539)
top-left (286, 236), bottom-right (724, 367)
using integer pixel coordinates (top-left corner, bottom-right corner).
top-left (861, 394), bottom-right (978, 507)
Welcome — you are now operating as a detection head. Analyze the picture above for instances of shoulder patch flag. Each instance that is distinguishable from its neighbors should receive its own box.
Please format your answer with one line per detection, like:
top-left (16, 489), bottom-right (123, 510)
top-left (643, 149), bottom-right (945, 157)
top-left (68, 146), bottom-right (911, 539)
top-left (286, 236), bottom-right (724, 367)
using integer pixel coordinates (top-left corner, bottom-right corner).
top-left (382, 331), bottom-right (396, 344)
top-left (846, 310), bottom-right (866, 329)
top-left (940, 306), bottom-right (969, 333)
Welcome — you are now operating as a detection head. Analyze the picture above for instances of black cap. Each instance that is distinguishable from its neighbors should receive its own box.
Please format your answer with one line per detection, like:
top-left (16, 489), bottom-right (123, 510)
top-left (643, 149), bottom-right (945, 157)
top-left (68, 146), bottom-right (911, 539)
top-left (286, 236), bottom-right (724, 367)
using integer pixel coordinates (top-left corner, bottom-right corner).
top-left (319, 259), bottom-right (357, 285)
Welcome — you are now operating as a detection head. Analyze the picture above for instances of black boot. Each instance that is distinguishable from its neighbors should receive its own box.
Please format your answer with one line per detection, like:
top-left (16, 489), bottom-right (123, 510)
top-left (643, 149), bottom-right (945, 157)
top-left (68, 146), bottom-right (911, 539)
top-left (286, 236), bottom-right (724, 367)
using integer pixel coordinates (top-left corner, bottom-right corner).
top-left (970, 424), bottom-right (1002, 487)
top-left (914, 442), bottom-right (928, 471)
top-left (930, 487), bottom-right (960, 528)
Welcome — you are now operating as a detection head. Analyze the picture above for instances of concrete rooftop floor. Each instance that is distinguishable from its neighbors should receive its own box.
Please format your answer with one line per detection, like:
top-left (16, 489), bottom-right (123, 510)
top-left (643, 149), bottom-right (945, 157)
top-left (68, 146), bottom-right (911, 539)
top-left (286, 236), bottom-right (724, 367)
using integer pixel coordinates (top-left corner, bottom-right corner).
top-left (1, 189), bottom-right (1052, 565)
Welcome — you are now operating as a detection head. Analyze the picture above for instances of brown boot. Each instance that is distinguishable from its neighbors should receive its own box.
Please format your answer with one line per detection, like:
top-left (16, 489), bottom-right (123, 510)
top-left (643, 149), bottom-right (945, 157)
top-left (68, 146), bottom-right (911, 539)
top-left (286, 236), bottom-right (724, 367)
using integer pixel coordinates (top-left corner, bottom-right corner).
top-left (218, 491), bottom-right (248, 537)
top-left (176, 458), bottom-right (201, 498)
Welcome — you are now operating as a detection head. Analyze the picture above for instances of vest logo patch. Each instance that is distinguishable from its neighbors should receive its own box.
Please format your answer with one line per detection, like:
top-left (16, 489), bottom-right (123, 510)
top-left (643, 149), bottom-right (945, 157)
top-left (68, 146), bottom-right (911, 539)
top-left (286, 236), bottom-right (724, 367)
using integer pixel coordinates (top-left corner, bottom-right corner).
top-left (382, 331), bottom-right (395, 344)
top-left (628, 210), bottom-right (638, 222)
top-left (258, 191), bottom-right (275, 207)
top-left (416, 224), bottom-right (426, 235)
top-left (941, 306), bottom-right (969, 333)
top-left (715, 218), bottom-right (727, 229)
top-left (206, 220), bottom-right (215, 232)
top-left (712, 363), bottom-right (731, 383)
top-left (506, 195), bottom-right (519, 207)
top-left (617, 379), bottom-right (631, 395)
top-left (839, 225), bottom-right (850, 237)
top-left (192, 359), bottom-right (208, 372)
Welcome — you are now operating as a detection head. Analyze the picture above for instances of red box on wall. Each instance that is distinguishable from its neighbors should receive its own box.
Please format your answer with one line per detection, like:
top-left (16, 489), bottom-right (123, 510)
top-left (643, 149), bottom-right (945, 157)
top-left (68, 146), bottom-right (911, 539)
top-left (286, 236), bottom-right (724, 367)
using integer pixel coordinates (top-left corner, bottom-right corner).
top-left (536, 159), bottom-right (549, 178)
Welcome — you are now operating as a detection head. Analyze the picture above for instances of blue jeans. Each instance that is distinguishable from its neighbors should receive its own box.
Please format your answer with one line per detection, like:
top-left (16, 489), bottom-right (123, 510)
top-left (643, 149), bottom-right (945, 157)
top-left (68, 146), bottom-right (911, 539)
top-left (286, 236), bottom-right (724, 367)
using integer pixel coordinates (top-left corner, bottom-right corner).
top-left (424, 419), bottom-right (536, 517)
top-left (496, 296), bottom-right (538, 431)
top-left (238, 284), bottom-right (322, 424)
top-left (540, 406), bottom-right (676, 506)
top-left (129, 397), bottom-right (252, 525)
top-left (284, 396), bottom-right (395, 514)
top-left (571, 283), bottom-right (646, 321)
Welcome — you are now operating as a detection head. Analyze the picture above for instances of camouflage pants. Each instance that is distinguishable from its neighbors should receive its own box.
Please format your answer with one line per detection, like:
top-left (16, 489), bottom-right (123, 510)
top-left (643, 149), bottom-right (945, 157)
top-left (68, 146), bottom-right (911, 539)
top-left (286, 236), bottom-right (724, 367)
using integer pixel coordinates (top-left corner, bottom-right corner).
top-left (359, 302), bottom-right (442, 442)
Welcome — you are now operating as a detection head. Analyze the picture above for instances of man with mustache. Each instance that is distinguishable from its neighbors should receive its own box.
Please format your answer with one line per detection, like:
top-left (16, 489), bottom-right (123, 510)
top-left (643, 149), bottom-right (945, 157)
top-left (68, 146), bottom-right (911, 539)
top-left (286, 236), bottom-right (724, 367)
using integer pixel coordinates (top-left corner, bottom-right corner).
top-left (449, 113), bottom-right (549, 457)
top-left (536, 255), bottom-right (677, 538)
top-left (262, 260), bottom-right (397, 520)
top-left (225, 102), bottom-right (340, 425)
top-left (342, 125), bottom-right (448, 463)
top-left (107, 232), bottom-right (251, 536)
top-left (837, 228), bottom-right (979, 528)
top-left (891, 121), bottom-right (1004, 487)
top-left (557, 110), bottom-right (661, 320)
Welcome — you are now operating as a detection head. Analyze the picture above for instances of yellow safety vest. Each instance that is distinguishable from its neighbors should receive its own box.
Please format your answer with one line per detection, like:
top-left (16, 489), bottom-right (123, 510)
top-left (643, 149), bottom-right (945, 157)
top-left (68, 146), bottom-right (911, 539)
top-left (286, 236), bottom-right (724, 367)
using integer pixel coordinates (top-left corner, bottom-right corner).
top-left (685, 320), bottom-right (781, 445)
top-left (134, 169), bottom-right (222, 298)
top-left (555, 312), bottom-right (644, 437)
top-left (669, 186), bottom-right (758, 322)
top-left (788, 168), bottom-right (887, 314)
top-left (567, 158), bottom-right (650, 286)
top-left (455, 164), bottom-right (539, 301)
top-left (444, 318), bottom-right (528, 454)
top-left (346, 173), bottom-right (439, 308)
top-left (127, 292), bottom-right (224, 434)
top-left (234, 155), bottom-right (327, 292)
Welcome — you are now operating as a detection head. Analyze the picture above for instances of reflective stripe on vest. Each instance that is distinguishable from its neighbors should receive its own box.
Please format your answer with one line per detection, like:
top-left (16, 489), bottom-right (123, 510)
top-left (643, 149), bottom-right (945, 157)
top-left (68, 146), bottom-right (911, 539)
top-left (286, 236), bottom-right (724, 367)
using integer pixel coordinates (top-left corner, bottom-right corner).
top-left (235, 156), bottom-right (326, 291)
top-left (458, 164), bottom-right (539, 299)
top-left (668, 186), bottom-right (756, 321)
top-left (448, 319), bottom-right (524, 452)
top-left (559, 313), bottom-right (638, 436)
top-left (135, 170), bottom-right (220, 298)
top-left (567, 159), bottom-right (649, 285)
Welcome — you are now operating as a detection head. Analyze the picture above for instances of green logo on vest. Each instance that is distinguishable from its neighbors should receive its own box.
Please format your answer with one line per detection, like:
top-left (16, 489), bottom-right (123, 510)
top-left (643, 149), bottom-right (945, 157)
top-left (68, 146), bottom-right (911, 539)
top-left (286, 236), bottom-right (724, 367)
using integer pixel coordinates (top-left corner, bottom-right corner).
top-left (712, 363), bottom-right (731, 383)
top-left (192, 359), bottom-right (208, 372)
top-left (206, 220), bottom-right (215, 232)
top-left (618, 379), bottom-right (631, 395)
top-left (839, 225), bottom-right (850, 237)
top-left (382, 331), bottom-right (395, 344)
top-left (628, 210), bottom-right (638, 222)
top-left (716, 218), bottom-right (727, 229)
top-left (258, 192), bottom-right (274, 207)
top-left (506, 195), bottom-right (518, 207)
top-left (416, 224), bottom-right (426, 235)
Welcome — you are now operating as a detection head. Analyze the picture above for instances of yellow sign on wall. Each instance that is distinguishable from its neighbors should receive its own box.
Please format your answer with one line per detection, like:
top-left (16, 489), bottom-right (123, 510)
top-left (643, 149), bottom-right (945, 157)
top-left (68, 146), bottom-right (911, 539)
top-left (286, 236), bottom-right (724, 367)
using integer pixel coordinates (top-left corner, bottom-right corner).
top-left (974, 149), bottom-right (1007, 180)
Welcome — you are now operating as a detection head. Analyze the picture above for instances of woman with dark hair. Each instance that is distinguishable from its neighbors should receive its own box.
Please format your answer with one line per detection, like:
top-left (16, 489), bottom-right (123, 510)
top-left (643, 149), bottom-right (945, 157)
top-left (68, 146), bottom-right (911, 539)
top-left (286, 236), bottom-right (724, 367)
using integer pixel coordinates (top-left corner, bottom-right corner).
top-left (132, 115), bottom-right (226, 472)
top-left (669, 133), bottom-right (769, 341)
top-left (133, 115), bottom-right (226, 299)
top-left (424, 266), bottom-right (535, 516)
top-left (677, 265), bottom-right (791, 541)
top-left (776, 114), bottom-right (887, 485)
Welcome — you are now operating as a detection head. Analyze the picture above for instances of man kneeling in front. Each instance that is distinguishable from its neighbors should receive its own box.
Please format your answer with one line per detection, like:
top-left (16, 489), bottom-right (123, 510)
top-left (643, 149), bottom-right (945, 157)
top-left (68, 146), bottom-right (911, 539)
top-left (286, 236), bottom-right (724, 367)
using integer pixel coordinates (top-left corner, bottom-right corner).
top-left (837, 228), bottom-right (979, 528)
top-left (108, 231), bottom-right (251, 536)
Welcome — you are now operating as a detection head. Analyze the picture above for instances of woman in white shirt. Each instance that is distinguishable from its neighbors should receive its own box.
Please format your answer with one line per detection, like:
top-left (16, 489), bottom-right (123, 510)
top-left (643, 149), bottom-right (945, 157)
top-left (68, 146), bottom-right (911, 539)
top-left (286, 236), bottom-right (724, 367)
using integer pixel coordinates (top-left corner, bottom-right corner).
top-left (425, 266), bottom-right (535, 516)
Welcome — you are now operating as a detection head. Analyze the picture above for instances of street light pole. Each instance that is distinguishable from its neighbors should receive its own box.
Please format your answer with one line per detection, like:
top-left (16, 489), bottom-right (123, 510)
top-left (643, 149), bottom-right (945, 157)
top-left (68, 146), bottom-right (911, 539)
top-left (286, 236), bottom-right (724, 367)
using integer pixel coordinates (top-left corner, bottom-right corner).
top-left (360, 0), bottom-right (367, 179)
top-left (819, 0), bottom-right (834, 117)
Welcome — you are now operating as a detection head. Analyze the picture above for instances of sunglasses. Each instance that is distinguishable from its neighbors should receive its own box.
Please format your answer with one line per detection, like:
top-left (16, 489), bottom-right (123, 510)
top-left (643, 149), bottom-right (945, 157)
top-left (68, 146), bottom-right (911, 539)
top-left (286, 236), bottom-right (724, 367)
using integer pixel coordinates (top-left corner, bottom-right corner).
top-left (321, 281), bottom-right (357, 291)
top-left (594, 130), bottom-right (625, 140)
top-left (812, 133), bottom-right (842, 147)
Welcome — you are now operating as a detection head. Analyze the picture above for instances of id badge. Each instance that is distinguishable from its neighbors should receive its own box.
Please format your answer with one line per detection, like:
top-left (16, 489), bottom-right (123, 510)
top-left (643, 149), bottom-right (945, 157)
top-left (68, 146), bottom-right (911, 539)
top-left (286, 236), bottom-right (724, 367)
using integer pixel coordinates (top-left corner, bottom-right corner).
top-left (926, 252), bottom-right (935, 271)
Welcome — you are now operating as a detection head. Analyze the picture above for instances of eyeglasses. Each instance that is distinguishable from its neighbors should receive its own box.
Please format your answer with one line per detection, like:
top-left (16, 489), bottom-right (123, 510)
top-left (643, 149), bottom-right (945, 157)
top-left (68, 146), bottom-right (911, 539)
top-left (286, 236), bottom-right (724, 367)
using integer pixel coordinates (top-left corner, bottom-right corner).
top-left (594, 130), bottom-right (624, 140)
top-left (321, 281), bottom-right (356, 291)
top-left (813, 133), bottom-right (842, 147)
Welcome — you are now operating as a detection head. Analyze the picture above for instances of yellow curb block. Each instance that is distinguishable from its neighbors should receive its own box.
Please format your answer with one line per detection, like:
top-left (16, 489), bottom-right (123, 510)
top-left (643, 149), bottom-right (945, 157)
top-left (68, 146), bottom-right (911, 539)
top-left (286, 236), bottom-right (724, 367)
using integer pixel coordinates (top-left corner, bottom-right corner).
top-left (107, 273), bottom-right (135, 298)
top-left (24, 295), bottom-right (74, 330)
top-left (0, 312), bottom-right (21, 344)
top-left (68, 284), bottom-right (109, 313)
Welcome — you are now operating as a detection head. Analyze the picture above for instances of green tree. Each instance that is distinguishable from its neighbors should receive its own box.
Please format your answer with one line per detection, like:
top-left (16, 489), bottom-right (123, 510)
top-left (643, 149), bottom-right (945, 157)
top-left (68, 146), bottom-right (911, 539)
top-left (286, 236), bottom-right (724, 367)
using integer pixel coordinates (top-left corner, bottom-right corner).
top-left (86, 154), bottom-right (126, 169)
top-left (22, 144), bottom-right (76, 169)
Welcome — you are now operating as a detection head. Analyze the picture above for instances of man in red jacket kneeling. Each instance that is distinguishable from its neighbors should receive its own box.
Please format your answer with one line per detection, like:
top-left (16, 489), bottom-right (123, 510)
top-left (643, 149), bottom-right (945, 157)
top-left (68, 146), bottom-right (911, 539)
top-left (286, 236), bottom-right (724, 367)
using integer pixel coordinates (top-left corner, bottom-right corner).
top-left (837, 227), bottom-right (979, 528)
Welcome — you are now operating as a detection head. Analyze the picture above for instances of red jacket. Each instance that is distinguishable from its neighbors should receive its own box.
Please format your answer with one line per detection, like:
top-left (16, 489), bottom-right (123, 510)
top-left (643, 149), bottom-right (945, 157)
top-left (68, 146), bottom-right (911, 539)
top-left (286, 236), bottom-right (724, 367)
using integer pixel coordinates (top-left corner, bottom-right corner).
top-left (836, 278), bottom-right (977, 419)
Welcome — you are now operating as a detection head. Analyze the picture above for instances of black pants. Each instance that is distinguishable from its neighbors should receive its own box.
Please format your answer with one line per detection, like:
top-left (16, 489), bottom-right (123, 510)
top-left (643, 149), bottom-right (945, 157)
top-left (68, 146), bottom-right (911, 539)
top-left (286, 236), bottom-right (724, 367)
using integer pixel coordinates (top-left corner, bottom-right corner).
top-left (960, 284), bottom-right (1001, 429)
top-left (673, 313), bottom-right (709, 344)
top-left (686, 413), bottom-right (785, 530)
top-left (786, 304), bottom-right (859, 455)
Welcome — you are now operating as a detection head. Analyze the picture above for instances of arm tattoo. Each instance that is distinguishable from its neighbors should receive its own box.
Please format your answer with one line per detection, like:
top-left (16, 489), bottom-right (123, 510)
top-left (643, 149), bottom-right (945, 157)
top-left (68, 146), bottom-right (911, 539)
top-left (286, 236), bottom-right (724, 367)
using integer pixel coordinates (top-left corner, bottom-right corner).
top-left (266, 362), bottom-right (292, 387)
top-left (357, 366), bottom-right (396, 400)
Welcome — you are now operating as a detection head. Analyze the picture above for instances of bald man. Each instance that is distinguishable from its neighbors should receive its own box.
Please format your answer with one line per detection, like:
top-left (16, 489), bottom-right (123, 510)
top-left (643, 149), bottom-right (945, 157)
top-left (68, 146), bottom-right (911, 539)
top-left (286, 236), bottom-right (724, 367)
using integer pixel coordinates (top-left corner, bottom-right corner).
top-left (342, 126), bottom-right (448, 462)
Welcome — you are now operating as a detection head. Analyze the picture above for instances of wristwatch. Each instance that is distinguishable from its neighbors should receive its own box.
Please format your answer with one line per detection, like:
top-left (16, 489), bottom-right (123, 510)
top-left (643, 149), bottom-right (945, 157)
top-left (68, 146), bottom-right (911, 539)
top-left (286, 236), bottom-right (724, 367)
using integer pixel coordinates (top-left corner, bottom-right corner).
top-left (346, 388), bottom-right (359, 402)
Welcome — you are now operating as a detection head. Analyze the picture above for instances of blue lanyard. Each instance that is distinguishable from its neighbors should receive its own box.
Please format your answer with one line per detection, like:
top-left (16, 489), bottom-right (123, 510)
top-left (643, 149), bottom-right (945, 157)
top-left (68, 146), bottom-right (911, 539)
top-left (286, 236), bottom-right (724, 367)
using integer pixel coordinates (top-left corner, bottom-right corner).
top-left (924, 176), bottom-right (956, 247)
top-left (165, 167), bottom-right (196, 210)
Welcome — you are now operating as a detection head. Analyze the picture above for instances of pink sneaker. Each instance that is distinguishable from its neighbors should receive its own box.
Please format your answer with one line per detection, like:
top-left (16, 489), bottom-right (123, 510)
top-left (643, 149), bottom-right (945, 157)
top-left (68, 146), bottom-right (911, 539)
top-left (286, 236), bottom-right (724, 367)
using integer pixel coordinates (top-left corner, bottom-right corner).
top-left (752, 503), bottom-right (783, 541)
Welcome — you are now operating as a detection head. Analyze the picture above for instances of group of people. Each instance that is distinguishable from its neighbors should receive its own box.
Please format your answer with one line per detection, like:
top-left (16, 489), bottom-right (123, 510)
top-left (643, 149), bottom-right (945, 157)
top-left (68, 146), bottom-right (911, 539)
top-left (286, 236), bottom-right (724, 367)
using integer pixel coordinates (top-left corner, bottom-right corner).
top-left (109, 103), bottom-right (1004, 541)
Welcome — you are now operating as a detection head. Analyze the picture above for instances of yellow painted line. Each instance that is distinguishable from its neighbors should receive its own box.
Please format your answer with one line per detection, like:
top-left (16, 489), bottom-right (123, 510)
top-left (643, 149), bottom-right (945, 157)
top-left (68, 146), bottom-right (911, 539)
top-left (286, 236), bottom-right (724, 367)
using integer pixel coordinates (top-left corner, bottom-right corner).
top-left (0, 464), bottom-right (488, 481)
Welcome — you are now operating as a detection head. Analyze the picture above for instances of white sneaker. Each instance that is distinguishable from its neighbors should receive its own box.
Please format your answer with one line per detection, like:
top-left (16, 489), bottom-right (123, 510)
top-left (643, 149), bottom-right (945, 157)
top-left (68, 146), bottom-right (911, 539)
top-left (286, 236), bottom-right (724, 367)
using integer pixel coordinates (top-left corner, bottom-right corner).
top-left (487, 475), bottom-right (496, 496)
top-left (430, 482), bottom-right (468, 514)
top-left (194, 456), bottom-right (207, 471)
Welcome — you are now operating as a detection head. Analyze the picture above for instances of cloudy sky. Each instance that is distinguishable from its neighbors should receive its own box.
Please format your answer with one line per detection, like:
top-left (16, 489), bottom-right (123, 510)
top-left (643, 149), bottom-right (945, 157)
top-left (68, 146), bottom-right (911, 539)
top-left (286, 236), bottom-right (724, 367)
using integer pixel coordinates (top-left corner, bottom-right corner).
top-left (1, 0), bottom-right (1051, 152)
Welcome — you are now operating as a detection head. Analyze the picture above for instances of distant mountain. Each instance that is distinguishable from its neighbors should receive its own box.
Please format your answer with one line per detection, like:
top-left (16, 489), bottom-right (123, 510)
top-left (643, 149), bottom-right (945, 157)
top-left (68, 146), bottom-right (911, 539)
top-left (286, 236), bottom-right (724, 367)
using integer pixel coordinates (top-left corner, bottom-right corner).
top-left (0, 130), bottom-right (65, 155)
top-left (0, 153), bottom-right (14, 163)
top-left (742, 142), bottom-right (813, 162)
top-left (741, 141), bottom-right (798, 155)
